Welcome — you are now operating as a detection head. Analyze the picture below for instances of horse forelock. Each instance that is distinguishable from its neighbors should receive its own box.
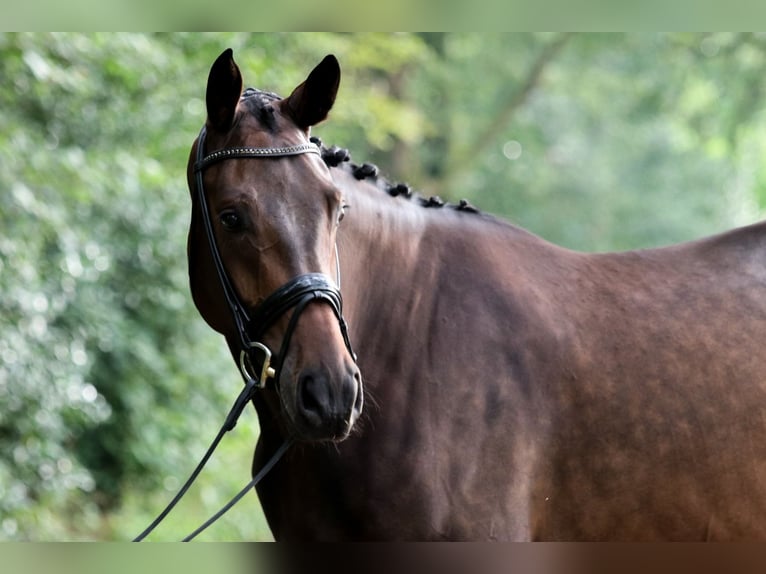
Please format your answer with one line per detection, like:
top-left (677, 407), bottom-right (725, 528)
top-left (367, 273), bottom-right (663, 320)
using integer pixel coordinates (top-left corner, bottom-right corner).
top-left (239, 87), bottom-right (282, 132)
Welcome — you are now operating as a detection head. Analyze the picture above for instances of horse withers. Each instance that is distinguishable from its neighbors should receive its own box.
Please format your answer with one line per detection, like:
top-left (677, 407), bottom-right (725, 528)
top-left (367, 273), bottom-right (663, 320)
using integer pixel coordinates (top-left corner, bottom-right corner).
top-left (187, 49), bottom-right (766, 540)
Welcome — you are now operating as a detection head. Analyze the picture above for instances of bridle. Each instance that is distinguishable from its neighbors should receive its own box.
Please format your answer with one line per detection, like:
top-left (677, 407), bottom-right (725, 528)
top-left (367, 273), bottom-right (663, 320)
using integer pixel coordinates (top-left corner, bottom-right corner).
top-left (134, 124), bottom-right (356, 541)
top-left (192, 125), bottom-right (355, 392)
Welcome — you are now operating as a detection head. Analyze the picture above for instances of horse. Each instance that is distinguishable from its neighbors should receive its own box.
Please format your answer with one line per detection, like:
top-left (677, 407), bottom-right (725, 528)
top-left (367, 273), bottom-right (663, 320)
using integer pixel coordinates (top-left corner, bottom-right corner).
top-left (186, 48), bottom-right (766, 541)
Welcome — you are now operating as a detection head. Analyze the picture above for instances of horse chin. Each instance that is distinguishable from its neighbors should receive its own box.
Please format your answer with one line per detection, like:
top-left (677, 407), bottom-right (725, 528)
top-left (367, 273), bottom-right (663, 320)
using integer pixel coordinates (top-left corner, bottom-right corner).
top-left (286, 408), bottom-right (360, 444)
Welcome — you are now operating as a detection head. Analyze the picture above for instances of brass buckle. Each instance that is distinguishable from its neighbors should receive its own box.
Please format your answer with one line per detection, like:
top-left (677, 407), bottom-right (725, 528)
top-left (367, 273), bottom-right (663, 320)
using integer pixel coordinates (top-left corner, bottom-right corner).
top-left (239, 342), bottom-right (276, 389)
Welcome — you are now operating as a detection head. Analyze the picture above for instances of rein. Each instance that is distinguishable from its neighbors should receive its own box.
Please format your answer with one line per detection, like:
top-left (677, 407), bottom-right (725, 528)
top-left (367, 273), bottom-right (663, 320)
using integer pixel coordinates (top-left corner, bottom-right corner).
top-left (133, 125), bottom-right (355, 541)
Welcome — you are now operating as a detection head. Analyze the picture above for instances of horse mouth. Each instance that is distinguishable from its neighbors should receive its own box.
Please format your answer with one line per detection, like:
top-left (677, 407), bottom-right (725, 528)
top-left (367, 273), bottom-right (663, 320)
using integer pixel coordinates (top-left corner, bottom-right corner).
top-left (291, 412), bottom-right (357, 443)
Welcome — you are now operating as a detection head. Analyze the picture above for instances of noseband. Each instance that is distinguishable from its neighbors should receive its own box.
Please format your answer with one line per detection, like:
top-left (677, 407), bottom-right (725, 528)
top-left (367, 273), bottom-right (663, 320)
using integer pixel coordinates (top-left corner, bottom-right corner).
top-left (193, 125), bottom-right (356, 399)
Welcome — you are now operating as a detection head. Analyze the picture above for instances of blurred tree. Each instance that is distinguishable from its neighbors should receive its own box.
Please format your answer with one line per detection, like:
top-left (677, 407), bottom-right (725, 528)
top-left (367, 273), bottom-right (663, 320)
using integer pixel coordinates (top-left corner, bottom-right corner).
top-left (0, 32), bottom-right (231, 539)
top-left (399, 33), bottom-right (766, 250)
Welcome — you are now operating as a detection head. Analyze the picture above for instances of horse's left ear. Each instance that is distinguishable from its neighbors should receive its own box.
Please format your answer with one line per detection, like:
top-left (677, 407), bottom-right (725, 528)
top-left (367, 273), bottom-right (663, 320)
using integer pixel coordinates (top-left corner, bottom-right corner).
top-left (206, 48), bottom-right (243, 132)
top-left (281, 54), bottom-right (340, 131)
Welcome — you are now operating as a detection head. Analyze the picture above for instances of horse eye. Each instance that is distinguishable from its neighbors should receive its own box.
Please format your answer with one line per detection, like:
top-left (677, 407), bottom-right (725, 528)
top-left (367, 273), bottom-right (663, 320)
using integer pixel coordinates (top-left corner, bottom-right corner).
top-left (220, 210), bottom-right (245, 232)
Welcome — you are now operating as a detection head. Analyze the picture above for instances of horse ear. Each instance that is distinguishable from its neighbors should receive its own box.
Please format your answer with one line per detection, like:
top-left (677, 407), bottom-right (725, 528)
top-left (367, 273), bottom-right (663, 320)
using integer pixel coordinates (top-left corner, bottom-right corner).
top-left (282, 54), bottom-right (340, 130)
top-left (206, 48), bottom-right (243, 131)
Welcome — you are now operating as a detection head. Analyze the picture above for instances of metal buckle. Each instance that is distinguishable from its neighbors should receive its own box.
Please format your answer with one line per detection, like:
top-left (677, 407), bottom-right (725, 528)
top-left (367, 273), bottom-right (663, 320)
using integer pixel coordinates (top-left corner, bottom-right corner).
top-left (239, 342), bottom-right (276, 389)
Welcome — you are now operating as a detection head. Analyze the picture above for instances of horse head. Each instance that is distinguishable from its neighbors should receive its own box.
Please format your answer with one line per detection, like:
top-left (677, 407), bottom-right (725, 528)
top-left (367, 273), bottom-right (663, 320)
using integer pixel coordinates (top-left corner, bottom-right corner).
top-left (187, 49), bottom-right (362, 442)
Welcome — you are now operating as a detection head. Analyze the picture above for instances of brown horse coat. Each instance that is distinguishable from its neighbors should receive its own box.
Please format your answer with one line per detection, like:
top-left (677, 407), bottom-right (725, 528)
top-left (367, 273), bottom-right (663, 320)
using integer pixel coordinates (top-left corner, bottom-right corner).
top-left (189, 50), bottom-right (766, 540)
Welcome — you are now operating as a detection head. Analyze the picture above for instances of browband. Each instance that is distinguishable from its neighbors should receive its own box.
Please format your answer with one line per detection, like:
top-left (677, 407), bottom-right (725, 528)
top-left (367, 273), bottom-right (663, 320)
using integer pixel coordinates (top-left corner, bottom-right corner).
top-left (195, 142), bottom-right (320, 173)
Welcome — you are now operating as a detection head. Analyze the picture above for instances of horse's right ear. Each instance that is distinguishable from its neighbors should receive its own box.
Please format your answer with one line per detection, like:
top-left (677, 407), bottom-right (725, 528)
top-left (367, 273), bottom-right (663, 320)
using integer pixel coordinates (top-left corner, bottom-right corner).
top-left (281, 54), bottom-right (340, 131)
top-left (206, 48), bottom-right (243, 132)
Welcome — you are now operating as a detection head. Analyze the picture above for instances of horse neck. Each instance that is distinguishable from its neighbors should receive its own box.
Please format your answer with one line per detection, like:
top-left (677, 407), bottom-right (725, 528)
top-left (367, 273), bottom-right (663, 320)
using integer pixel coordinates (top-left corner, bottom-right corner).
top-left (332, 167), bottom-right (431, 322)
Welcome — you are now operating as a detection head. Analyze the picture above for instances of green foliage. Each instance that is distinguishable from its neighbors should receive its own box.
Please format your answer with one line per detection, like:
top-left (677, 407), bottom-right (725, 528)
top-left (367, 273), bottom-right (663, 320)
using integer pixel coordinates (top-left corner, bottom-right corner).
top-left (0, 32), bottom-right (234, 540)
top-left (1, 33), bottom-right (765, 541)
top-left (402, 33), bottom-right (766, 250)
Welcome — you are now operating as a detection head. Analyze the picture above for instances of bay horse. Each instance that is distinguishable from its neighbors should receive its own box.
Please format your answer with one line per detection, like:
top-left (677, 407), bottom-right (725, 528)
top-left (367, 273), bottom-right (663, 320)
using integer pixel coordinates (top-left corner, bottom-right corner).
top-left (187, 49), bottom-right (766, 540)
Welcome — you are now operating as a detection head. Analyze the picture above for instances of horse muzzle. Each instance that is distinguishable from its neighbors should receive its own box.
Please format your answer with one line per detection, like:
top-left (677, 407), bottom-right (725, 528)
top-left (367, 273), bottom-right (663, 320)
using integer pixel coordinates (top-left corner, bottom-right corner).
top-left (245, 273), bottom-right (362, 442)
top-left (295, 364), bottom-right (364, 441)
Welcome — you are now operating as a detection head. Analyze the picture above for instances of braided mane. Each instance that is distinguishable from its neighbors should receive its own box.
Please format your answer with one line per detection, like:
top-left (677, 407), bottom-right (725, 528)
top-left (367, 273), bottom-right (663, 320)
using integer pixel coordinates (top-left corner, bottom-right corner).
top-left (310, 136), bottom-right (480, 214)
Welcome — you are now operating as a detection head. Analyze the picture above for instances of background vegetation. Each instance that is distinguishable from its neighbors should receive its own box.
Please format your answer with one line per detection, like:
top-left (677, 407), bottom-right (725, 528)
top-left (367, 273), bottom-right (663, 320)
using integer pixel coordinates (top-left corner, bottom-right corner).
top-left (2, 33), bottom-right (766, 541)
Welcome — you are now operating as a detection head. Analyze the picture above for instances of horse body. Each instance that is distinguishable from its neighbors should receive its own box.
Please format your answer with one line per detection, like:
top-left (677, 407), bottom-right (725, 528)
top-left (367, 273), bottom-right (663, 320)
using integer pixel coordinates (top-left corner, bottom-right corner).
top-left (189, 50), bottom-right (766, 540)
top-left (253, 163), bottom-right (766, 540)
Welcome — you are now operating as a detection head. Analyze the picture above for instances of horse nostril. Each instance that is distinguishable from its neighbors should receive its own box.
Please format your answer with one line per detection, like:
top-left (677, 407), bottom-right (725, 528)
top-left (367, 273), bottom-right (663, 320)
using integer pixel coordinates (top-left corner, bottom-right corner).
top-left (298, 374), bottom-right (329, 427)
top-left (351, 369), bottom-right (363, 414)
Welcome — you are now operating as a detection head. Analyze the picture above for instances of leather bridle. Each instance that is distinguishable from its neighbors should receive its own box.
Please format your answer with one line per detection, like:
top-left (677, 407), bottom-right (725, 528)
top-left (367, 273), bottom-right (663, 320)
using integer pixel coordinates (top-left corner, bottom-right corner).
top-left (193, 125), bottom-right (356, 392)
top-left (133, 124), bottom-right (356, 541)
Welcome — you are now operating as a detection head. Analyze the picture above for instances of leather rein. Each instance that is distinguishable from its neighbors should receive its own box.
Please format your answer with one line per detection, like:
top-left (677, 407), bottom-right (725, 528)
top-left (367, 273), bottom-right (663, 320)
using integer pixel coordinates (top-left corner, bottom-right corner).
top-left (133, 125), bottom-right (355, 541)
